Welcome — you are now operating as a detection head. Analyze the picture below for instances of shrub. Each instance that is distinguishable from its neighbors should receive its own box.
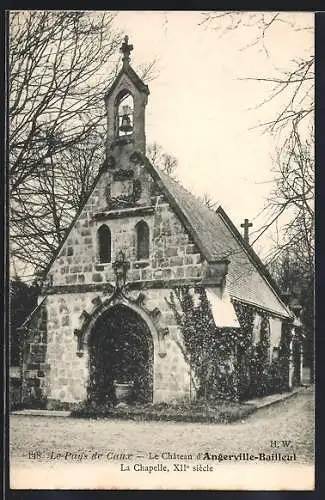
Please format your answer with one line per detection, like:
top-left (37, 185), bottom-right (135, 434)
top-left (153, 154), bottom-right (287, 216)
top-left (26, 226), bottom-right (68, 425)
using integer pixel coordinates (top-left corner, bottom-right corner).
top-left (71, 399), bottom-right (256, 423)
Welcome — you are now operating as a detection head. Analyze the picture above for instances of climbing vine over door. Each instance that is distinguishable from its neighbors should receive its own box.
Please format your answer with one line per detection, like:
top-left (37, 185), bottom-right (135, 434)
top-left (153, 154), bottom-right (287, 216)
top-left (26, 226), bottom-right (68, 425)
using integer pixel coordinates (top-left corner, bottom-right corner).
top-left (87, 304), bottom-right (153, 405)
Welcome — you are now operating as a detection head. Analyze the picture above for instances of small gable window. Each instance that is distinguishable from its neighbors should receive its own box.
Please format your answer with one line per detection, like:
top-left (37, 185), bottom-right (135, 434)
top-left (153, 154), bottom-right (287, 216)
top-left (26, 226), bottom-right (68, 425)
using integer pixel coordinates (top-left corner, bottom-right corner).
top-left (98, 225), bottom-right (111, 263)
top-left (136, 220), bottom-right (149, 260)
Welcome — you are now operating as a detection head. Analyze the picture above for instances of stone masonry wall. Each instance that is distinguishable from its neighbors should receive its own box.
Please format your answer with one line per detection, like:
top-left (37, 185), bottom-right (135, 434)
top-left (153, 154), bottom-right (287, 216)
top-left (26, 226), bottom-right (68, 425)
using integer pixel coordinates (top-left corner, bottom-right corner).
top-left (38, 163), bottom-right (204, 406)
top-left (21, 301), bottom-right (49, 406)
top-left (45, 289), bottom-right (193, 405)
top-left (49, 170), bottom-right (203, 287)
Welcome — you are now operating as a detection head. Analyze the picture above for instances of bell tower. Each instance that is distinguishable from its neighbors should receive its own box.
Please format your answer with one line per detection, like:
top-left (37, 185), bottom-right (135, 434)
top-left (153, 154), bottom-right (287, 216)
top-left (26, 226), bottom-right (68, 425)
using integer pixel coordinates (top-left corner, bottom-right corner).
top-left (104, 36), bottom-right (150, 156)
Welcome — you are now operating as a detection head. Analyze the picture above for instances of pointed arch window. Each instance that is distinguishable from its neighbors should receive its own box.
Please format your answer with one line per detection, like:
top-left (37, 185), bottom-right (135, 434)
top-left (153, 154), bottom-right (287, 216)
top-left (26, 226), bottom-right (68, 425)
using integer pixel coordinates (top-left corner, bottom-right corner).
top-left (98, 225), bottom-right (111, 263)
top-left (136, 220), bottom-right (149, 260)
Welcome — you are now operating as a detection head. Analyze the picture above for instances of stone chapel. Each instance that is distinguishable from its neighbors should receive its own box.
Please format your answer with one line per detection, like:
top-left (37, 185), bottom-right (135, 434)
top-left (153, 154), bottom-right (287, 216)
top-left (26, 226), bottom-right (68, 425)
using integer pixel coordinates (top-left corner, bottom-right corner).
top-left (19, 37), bottom-right (304, 409)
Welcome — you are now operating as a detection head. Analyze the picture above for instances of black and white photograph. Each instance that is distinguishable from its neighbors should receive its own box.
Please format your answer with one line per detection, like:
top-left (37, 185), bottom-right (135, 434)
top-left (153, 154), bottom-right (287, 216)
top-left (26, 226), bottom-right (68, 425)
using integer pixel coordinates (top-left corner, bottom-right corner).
top-left (8, 10), bottom-right (314, 490)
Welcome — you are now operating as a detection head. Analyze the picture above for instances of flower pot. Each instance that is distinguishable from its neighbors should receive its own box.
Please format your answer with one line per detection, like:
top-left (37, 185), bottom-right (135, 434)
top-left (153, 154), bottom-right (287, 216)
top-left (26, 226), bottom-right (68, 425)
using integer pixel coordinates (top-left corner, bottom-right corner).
top-left (114, 381), bottom-right (134, 403)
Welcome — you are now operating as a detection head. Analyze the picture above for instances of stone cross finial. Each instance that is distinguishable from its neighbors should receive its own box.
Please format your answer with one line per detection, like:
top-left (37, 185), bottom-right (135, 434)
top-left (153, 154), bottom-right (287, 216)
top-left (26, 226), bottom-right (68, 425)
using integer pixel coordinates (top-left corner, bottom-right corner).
top-left (240, 218), bottom-right (253, 244)
top-left (120, 35), bottom-right (133, 67)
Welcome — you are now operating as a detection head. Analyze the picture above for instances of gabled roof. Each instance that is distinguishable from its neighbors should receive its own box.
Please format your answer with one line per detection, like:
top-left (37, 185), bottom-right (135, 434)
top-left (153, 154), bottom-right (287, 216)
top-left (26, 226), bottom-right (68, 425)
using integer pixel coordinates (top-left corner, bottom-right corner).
top-left (104, 64), bottom-right (149, 100)
top-left (145, 158), bottom-right (291, 318)
top-left (147, 163), bottom-right (224, 261)
top-left (43, 167), bottom-right (105, 277)
top-left (18, 297), bottom-right (47, 330)
top-left (43, 148), bottom-right (291, 318)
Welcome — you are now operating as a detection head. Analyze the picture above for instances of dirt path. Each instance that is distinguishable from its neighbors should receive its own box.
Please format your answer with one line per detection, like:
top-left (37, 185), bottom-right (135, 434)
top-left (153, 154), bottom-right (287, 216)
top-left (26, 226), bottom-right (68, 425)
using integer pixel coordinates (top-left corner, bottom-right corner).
top-left (10, 386), bottom-right (314, 464)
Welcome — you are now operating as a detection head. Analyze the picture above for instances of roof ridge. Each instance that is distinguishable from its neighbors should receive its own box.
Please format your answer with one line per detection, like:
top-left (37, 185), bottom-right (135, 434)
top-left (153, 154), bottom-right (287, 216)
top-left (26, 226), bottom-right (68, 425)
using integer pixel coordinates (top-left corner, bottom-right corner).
top-left (104, 64), bottom-right (149, 99)
top-left (144, 156), bottom-right (290, 318)
top-left (18, 296), bottom-right (47, 330)
top-left (153, 164), bottom-right (220, 216)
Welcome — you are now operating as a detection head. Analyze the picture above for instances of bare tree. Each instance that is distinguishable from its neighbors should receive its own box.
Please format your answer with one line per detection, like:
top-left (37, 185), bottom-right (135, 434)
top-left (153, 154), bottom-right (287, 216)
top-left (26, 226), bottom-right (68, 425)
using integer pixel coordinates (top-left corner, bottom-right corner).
top-left (10, 131), bottom-right (105, 274)
top-left (147, 141), bottom-right (218, 210)
top-left (9, 11), bottom-right (157, 278)
top-left (9, 12), bottom-right (123, 195)
top-left (255, 123), bottom-right (314, 274)
top-left (9, 12), bottom-right (122, 275)
top-left (200, 12), bottom-right (313, 134)
top-left (147, 141), bottom-right (178, 177)
top-left (253, 121), bottom-right (314, 378)
top-left (198, 193), bottom-right (219, 210)
top-left (200, 12), bottom-right (314, 258)
top-left (200, 16), bottom-right (314, 381)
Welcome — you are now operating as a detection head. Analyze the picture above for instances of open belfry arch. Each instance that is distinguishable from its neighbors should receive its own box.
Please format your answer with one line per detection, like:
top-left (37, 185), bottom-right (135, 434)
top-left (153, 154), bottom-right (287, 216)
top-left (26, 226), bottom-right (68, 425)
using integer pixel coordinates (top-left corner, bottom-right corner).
top-left (105, 35), bottom-right (149, 154)
top-left (20, 37), bottom-right (304, 409)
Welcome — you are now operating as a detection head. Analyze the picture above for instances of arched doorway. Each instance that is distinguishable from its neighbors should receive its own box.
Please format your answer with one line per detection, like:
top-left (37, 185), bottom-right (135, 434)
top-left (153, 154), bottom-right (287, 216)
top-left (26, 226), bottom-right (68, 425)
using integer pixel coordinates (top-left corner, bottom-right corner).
top-left (88, 304), bottom-right (153, 404)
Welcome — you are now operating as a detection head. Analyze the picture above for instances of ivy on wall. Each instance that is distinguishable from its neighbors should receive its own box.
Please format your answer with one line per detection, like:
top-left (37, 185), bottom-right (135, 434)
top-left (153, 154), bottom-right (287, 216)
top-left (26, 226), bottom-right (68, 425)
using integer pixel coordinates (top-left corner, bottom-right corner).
top-left (78, 287), bottom-right (291, 409)
top-left (168, 286), bottom-right (238, 401)
top-left (277, 321), bottom-right (293, 392)
top-left (85, 306), bottom-right (153, 408)
top-left (231, 299), bottom-right (255, 400)
top-left (168, 287), bottom-right (288, 402)
top-left (232, 299), bottom-right (292, 398)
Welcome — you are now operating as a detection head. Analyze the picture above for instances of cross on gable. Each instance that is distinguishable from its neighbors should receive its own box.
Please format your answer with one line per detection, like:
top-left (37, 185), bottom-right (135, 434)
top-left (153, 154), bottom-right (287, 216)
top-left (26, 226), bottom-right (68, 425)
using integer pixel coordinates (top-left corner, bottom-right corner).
top-left (120, 35), bottom-right (133, 67)
top-left (240, 218), bottom-right (253, 244)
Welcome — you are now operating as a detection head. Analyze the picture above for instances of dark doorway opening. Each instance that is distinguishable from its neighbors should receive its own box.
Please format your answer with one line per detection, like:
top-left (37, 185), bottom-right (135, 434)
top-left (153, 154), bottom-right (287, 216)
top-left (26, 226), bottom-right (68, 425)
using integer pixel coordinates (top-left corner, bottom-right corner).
top-left (88, 305), bottom-right (153, 405)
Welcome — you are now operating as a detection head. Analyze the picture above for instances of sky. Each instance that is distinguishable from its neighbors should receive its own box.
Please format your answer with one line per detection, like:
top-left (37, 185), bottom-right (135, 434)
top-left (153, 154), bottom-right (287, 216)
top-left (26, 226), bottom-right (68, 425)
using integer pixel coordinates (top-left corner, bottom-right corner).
top-left (112, 11), bottom-right (313, 258)
top-left (10, 10), bottom-right (313, 281)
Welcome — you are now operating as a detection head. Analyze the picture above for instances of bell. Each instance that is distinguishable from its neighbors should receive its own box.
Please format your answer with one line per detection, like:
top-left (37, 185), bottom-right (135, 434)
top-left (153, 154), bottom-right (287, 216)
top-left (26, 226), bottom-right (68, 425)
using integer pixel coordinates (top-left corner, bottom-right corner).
top-left (119, 104), bottom-right (133, 133)
top-left (119, 114), bottom-right (133, 133)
